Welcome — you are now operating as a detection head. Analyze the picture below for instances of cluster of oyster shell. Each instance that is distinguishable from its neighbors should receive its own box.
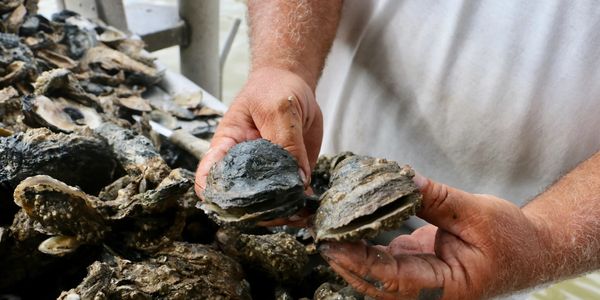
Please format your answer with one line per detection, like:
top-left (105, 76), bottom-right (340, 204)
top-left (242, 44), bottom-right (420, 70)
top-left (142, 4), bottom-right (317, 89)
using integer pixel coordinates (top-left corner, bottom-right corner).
top-left (0, 2), bottom-right (422, 300)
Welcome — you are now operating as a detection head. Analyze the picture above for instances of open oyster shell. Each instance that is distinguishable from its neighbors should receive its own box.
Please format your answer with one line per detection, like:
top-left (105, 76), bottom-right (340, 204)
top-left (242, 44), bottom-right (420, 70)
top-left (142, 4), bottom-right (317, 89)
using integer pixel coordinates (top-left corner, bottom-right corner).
top-left (202, 139), bottom-right (305, 224)
top-left (313, 153), bottom-right (422, 242)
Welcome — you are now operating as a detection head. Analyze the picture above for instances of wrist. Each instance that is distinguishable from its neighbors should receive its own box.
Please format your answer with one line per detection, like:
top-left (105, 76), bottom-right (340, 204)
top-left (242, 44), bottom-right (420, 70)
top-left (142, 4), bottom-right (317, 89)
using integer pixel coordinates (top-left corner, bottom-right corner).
top-left (251, 61), bottom-right (319, 91)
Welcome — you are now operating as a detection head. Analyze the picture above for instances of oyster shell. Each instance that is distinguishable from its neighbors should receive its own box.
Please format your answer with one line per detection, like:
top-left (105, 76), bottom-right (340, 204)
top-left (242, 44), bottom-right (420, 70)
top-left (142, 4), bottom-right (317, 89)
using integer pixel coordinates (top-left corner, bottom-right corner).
top-left (314, 282), bottom-right (365, 300)
top-left (81, 46), bottom-right (161, 86)
top-left (22, 95), bottom-right (103, 132)
top-left (0, 128), bottom-right (118, 194)
top-left (313, 153), bottom-right (422, 242)
top-left (58, 242), bottom-right (252, 300)
top-left (202, 139), bottom-right (306, 224)
top-left (94, 122), bottom-right (170, 184)
top-left (217, 228), bottom-right (309, 282)
top-left (12, 168), bottom-right (192, 254)
top-left (0, 32), bottom-right (37, 88)
top-left (13, 175), bottom-right (108, 243)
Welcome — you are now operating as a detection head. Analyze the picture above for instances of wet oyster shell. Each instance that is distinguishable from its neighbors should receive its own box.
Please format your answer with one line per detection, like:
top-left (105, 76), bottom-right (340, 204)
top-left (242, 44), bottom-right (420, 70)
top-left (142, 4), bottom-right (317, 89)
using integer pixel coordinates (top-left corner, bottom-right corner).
top-left (202, 139), bottom-right (305, 223)
top-left (313, 153), bottom-right (422, 242)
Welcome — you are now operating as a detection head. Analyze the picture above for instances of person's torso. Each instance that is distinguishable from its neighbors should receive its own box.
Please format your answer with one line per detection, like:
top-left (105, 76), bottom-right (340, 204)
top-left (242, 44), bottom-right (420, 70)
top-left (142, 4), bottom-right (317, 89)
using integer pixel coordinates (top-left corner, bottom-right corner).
top-left (317, 0), bottom-right (600, 206)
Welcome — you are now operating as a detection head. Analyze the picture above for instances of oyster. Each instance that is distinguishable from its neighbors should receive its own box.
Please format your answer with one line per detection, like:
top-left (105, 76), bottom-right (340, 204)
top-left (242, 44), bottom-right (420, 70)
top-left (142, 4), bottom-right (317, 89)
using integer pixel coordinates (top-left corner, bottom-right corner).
top-left (202, 139), bottom-right (306, 224)
top-left (217, 228), bottom-right (309, 282)
top-left (0, 86), bottom-right (27, 132)
top-left (0, 32), bottom-right (37, 88)
top-left (314, 282), bottom-right (365, 300)
top-left (313, 153), bottom-right (422, 242)
top-left (13, 175), bottom-right (108, 244)
top-left (33, 68), bottom-right (101, 108)
top-left (94, 122), bottom-right (170, 185)
top-left (22, 95), bottom-right (103, 132)
top-left (22, 69), bottom-right (105, 132)
top-left (58, 242), bottom-right (252, 300)
top-left (0, 128), bottom-right (118, 194)
top-left (81, 46), bottom-right (161, 86)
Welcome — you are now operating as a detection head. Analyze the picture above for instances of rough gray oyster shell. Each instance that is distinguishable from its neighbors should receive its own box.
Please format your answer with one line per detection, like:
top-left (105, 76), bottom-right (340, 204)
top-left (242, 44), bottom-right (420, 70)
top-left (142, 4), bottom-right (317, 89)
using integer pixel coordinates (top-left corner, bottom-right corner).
top-left (313, 152), bottom-right (422, 242)
top-left (58, 242), bottom-right (251, 300)
top-left (217, 228), bottom-right (309, 283)
top-left (202, 139), bottom-right (305, 223)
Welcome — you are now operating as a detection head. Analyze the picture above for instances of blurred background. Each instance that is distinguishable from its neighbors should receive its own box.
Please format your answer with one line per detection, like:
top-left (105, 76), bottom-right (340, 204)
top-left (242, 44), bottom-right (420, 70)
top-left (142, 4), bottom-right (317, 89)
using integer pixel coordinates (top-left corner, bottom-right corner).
top-left (39, 0), bottom-right (250, 105)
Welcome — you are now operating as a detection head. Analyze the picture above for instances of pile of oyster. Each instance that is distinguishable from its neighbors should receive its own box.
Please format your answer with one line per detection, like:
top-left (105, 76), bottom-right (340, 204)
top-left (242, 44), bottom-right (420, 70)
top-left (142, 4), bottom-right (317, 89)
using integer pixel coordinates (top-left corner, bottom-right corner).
top-left (0, 2), bottom-right (422, 300)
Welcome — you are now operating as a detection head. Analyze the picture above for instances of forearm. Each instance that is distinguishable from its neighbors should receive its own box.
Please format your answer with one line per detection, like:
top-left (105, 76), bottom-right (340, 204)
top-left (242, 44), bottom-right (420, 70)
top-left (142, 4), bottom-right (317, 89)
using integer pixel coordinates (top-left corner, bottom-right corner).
top-left (248, 0), bottom-right (342, 90)
top-left (522, 151), bottom-right (600, 284)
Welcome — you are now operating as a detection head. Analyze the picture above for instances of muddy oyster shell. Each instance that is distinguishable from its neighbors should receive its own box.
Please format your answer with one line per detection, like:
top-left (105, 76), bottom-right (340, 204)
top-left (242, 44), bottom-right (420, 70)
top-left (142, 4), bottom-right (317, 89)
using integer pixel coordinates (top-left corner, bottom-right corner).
top-left (313, 153), bottom-right (422, 242)
top-left (13, 175), bottom-right (108, 243)
top-left (202, 139), bottom-right (306, 223)
top-left (58, 242), bottom-right (251, 300)
top-left (217, 228), bottom-right (309, 282)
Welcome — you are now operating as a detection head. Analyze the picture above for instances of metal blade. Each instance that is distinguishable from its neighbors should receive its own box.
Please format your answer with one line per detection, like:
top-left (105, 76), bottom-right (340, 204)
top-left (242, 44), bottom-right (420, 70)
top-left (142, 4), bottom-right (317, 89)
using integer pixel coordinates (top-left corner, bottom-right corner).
top-left (132, 115), bottom-right (173, 138)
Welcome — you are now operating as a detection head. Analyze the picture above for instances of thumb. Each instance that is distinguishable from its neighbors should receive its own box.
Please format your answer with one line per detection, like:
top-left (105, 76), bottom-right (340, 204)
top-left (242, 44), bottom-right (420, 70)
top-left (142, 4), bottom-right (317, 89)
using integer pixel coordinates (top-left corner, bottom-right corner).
top-left (413, 173), bottom-right (483, 239)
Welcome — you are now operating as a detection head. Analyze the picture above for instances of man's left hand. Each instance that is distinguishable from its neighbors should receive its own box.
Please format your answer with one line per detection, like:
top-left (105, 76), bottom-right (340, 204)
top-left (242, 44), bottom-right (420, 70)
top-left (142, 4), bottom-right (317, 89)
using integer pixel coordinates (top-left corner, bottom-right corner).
top-left (319, 174), bottom-right (551, 299)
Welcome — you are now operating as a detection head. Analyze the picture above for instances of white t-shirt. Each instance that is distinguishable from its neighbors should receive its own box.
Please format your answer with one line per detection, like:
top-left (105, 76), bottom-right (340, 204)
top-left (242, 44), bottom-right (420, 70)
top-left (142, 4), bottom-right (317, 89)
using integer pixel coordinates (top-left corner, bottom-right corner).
top-left (317, 0), bottom-right (600, 207)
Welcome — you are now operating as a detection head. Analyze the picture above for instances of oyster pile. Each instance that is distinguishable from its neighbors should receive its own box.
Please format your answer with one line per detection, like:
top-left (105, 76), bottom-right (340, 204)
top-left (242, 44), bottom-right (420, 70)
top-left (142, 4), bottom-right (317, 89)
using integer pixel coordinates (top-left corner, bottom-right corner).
top-left (0, 3), bottom-right (421, 300)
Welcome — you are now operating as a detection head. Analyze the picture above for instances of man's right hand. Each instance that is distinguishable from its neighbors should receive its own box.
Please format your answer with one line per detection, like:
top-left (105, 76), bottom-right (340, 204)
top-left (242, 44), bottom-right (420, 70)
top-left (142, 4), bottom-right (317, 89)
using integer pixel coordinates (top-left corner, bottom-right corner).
top-left (195, 67), bottom-right (323, 199)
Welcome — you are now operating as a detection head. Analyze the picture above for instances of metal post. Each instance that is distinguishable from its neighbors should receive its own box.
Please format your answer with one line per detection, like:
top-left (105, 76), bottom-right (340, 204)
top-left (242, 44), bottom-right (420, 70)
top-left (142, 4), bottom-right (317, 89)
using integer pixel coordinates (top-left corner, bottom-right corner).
top-left (63, 0), bottom-right (127, 33)
top-left (96, 0), bottom-right (128, 32)
top-left (56, 0), bottom-right (66, 10)
top-left (178, 0), bottom-right (220, 99)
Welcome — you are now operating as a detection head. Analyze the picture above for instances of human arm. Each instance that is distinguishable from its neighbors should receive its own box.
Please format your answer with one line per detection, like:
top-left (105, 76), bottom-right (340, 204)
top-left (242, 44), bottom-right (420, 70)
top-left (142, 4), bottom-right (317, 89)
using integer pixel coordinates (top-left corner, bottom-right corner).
top-left (319, 151), bottom-right (600, 299)
top-left (195, 0), bottom-right (343, 196)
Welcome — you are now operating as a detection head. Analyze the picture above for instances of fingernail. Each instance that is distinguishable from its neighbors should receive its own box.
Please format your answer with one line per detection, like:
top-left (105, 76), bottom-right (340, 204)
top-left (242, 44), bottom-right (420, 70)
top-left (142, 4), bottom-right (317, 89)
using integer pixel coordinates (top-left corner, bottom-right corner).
top-left (299, 169), bottom-right (308, 185)
top-left (413, 171), bottom-right (428, 190)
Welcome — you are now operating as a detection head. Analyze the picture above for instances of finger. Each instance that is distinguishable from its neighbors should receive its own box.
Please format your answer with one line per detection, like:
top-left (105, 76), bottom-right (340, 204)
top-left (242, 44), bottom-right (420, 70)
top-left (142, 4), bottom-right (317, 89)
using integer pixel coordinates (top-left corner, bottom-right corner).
top-left (387, 235), bottom-right (424, 255)
top-left (410, 225), bottom-right (438, 253)
top-left (194, 136), bottom-right (237, 200)
top-left (303, 105), bottom-right (323, 171)
top-left (321, 242), bottom-right (446, 298)
top-left (328, 260), bottom-right (400, 300)
top-left (254, 95), bottom-right (311, 187)
top-left (412, 173), bottom-right (484, 240)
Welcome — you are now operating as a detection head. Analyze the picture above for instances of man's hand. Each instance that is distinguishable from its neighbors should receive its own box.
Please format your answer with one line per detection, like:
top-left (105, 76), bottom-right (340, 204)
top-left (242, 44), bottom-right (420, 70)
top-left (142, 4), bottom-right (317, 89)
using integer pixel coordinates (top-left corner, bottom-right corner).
top-left (195, 67), bottom-right (323, 197)
top-left (319, 174), bottom-right (551, 299)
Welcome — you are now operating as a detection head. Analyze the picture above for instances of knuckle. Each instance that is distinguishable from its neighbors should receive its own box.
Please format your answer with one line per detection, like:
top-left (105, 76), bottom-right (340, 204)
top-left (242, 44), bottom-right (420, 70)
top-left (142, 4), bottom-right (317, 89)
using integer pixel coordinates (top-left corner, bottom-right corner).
top-left (425, 182), bottom-right (450, 210)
